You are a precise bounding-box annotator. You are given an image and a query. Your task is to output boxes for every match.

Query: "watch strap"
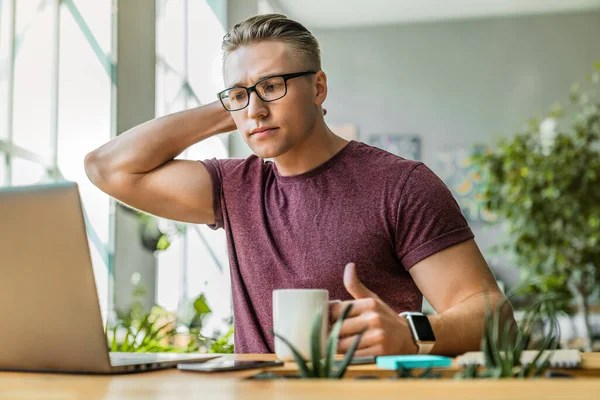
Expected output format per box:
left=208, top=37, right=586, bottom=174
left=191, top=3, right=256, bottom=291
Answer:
left=416, top=342, right=434, bottom=355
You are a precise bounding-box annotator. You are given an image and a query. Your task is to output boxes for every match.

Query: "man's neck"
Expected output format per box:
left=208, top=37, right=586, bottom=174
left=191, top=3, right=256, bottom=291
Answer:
left=274, top=125, right=349, bottom=177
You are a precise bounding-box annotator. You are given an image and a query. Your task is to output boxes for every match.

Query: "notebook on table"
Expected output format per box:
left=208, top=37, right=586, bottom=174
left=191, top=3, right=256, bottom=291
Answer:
left=456, top=349, right=582, bottom=369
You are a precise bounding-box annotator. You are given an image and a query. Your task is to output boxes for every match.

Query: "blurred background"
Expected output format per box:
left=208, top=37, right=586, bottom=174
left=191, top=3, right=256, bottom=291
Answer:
left=1, top=0, right=599, bottom=353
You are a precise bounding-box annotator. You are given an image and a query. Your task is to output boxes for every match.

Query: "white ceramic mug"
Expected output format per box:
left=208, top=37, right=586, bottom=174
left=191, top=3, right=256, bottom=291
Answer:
left=272, top=289, right=329, bottom=361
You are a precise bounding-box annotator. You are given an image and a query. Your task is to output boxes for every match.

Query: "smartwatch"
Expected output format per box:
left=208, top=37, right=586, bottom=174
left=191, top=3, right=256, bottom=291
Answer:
left=399, top=312, right=436, bottom=355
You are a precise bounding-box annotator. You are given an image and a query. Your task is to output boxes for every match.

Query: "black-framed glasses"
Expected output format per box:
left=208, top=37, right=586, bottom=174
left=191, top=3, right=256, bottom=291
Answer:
left=217, top=71, right=317, bottom=111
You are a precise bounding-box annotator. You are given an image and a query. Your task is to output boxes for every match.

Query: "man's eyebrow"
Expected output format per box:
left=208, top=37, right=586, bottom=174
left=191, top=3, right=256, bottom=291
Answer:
left=228, top=72, right=285, bottom=88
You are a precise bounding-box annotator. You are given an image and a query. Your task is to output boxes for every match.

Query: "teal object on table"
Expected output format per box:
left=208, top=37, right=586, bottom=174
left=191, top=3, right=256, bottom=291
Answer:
left=376, top=355, right=452, bottom=370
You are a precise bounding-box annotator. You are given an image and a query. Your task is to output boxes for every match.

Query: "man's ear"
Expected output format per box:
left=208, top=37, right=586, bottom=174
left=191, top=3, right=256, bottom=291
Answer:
left=314, top=71, right=328, bottom=107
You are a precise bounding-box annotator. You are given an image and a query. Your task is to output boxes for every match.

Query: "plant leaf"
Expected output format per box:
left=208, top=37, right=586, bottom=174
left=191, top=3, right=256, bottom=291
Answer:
left=132, top=314, right=151, bottom=347
left=121, top=328, right=131, bottom=352
left=310, top=306, right=324, bottom=377
left=522, top=301, right=560, bottom=377
left=141, top=317, right=159, bottom=346
left=193, top=294, right=212, bottom=315
left=483, top=293, right=502, bottom=369
left=333, top=326, right=367, bottom=379
left=482, top=308, right=494, bottom=368
left=490, top=298, right=503, bottom=368
left=145, top=321, right=175, bottom=345
left=272, top=330, right=311, bottom=378
left=324, top=303, right=353, bottom=377
left=110, top=325, right=119, bottom=352
left=534, top=349, right=554, bottom=377
left=395, top=366, right=412, bottom=379
left=156, top=234, right=171, bottom=251
left=502, top=319, right=514, bottom=376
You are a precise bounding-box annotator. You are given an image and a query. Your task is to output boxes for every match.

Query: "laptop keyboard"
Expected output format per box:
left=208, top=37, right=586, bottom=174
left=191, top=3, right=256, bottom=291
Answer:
left=109, top=352, right=217, bottom=367
left=110, top=353, right=159, bottom=362
left=109, top=353, right=164, bottom=366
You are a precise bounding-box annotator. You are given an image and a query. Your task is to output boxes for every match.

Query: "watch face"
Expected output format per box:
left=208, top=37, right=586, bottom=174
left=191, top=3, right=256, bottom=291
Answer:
left=412, top=315, right=436, bottom=342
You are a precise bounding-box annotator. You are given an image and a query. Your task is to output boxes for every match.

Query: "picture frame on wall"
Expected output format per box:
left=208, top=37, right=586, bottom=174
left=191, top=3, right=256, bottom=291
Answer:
left=367, top=134, right=421, bottom=161
left=434, top=145, right=497, bottom=224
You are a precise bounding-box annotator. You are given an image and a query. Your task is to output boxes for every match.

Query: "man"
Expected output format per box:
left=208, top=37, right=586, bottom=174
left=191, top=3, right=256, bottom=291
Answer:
left=85, top=14, right=514, bottom=356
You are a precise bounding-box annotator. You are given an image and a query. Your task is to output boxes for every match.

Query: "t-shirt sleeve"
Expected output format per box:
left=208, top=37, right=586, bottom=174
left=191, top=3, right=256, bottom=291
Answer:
left=199, top=158, right=224, bottom=230
left=395, top=164, right=474, bottom=270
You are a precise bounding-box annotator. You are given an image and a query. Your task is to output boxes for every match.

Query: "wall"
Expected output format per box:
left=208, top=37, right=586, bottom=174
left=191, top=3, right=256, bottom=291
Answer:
left=315, top=11, right=600, bottom=167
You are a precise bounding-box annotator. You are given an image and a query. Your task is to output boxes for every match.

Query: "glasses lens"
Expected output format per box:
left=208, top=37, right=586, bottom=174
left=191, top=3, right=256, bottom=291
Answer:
left=221, top=88, right=248, bottom=111
left=256, top=77, right=286, bottom=101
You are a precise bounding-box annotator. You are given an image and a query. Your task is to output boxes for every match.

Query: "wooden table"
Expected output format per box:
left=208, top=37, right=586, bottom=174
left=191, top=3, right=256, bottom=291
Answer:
left=1, top=353, right=599, bottom=400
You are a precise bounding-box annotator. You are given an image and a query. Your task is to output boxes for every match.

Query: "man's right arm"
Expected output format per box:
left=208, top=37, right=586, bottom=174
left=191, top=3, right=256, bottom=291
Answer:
left=84, top=100, right=236, bottom=224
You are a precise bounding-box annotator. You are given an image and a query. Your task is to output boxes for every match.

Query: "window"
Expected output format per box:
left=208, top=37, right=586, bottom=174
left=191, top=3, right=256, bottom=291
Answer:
left=11, top=157, right=49, bottom=185
left=12, top=0, right=54, bottom=161
left=0, top=0, right=113, bottom=322
left=0, top=0, right=14, bottom=142
left=1, top=0, right=231, bottom=333
left=155, top=0, right=231, bottom=336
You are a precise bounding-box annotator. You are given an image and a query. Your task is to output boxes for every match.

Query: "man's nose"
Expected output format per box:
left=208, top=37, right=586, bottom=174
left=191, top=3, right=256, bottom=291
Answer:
left=246, top=91, right=268, bottom=119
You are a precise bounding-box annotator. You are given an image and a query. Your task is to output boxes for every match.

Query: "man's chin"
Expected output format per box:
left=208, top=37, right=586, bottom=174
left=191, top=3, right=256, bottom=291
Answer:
left=249, top=143, right=288, bottom=159
left=253, top=150, right=283, bottom=159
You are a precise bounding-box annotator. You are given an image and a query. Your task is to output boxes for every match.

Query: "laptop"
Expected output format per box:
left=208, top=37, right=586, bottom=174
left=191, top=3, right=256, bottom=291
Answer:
left=0, top=182, right=218, bottom=374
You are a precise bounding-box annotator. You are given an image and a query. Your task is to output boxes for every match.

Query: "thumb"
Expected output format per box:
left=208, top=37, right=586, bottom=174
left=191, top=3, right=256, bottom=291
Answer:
left=343, top=263, right=380, bottom=300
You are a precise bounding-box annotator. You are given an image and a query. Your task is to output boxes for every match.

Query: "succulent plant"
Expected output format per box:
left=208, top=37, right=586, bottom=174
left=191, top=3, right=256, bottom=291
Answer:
left=455, top=293, right=560, bottom=379
left=272, top=303, right=366, bottom=379
left=394, top=366, right=442, bottom=379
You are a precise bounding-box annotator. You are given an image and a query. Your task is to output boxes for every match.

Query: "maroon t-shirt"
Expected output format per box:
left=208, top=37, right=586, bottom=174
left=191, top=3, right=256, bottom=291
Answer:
left=201, top=140, right=473, bottom=353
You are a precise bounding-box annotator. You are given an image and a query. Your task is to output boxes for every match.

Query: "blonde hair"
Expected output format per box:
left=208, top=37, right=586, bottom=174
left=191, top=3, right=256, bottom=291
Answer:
left=222, top=14, right=321, bottom=73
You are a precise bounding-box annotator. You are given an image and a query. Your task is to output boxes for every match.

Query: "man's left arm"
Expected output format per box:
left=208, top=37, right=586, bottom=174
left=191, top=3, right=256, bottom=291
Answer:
left=408, top=238, right=514, bottom=355
left=333, top=239, right=515, bottom=356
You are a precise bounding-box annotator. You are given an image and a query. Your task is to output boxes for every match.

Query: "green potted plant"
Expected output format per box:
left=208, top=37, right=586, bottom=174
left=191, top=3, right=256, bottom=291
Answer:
left=107, top=305, right=179, bottom=353
left=271, top=304, right=366, bottom=379
left=136, top=210, right=186, bottom=252
left=455, top=292, right=560, bottom=379
left=471, top=62, right=600, bottom=352
left=107, top=291, right=234, bottom=354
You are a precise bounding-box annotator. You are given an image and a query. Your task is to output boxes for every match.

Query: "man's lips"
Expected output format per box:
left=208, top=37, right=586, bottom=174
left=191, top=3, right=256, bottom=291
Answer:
left=251, top=126, right=277, bottom=134
left=250, top=127, right=278, bottom=137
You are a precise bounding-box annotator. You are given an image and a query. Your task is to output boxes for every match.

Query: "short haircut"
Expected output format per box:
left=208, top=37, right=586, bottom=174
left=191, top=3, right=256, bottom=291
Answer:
left=221, top=14, right=321, bottom=74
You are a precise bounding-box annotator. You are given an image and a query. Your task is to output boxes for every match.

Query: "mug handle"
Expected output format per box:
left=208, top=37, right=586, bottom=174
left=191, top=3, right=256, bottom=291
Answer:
left=327, top=300, right=343, bottom=330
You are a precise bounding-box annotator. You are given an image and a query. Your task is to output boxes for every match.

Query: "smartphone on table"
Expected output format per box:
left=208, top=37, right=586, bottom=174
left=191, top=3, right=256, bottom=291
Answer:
left=177, top=359, right=284, bottom=372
